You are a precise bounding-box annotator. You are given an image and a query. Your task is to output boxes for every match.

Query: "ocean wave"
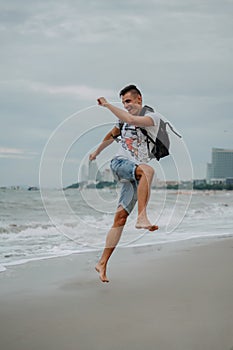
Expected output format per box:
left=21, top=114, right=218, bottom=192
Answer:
left=0, top=190, right=232, bottom=271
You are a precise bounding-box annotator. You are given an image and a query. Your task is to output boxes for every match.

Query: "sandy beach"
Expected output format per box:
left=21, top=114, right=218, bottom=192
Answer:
left=0, top=237, right=233, bottom=350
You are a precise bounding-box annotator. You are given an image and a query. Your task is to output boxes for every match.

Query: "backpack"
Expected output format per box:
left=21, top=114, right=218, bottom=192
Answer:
left=114, top=105, right=182, bottom=161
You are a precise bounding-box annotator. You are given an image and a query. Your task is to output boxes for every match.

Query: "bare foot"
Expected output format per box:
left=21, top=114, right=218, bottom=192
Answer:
left=95, top=262, right=109, bottom=283
left=136, top=219, right=159, bottom=232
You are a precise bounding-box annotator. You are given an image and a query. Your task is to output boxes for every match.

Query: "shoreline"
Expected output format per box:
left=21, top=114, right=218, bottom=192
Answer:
left=1, top=236, right=233, bottom=350
left=1, top=232, right=232, bottom=274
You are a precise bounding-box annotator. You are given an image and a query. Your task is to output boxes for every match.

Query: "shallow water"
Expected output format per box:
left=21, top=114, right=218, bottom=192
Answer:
left=0, top=188, right=232, bottom=271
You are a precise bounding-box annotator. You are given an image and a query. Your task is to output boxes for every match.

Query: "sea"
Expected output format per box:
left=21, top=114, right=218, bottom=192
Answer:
left=0, top=187, right=232, bottom=272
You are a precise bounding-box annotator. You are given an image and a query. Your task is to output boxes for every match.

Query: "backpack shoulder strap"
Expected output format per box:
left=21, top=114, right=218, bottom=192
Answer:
left=138, top=105, right=155, bottom=142
left=111, top=121, right=124, bottom=142
left=139, top=105, right=154, bottom=116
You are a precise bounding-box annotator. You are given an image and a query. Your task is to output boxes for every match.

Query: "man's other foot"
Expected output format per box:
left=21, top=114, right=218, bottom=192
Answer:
left=95, top=263, right=109, bottom=283
left=136, top=219, right=159, bottom=232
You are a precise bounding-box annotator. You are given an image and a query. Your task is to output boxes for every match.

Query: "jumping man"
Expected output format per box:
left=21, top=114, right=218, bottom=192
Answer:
left=89, top=84, right=159, bottom=282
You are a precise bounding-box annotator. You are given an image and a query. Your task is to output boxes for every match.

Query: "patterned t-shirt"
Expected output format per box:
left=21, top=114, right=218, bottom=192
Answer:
left=116, top=112, right=160, bottom=164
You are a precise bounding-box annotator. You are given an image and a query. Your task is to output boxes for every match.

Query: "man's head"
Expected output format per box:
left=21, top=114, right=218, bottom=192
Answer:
left=119, top=84, right=142, bottom=115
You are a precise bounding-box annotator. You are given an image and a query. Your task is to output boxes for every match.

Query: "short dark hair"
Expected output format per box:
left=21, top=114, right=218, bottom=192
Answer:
left=119, top=84, right=142, bottom=97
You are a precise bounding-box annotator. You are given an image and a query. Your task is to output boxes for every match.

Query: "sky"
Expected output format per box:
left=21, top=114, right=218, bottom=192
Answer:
left=0, top=0, right=232, bottom=187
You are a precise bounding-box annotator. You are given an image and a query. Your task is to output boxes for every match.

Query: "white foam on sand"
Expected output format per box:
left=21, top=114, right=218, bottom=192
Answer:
left=0, top=264, right=6, bottom=272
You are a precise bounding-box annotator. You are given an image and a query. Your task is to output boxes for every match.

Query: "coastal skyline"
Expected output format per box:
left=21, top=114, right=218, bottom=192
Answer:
left=0, top=0, right=232, bottom=187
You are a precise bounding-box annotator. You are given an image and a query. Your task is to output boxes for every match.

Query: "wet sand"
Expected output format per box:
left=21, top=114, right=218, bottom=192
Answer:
left=0, top=237, right=233, bottom=350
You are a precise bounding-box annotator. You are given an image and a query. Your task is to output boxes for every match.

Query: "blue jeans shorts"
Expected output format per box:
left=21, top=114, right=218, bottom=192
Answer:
left=110, top=156, right=138, bottom=214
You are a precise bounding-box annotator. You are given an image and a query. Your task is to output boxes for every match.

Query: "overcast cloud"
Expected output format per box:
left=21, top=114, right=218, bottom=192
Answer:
left=0, top=0, right=232, bottom=187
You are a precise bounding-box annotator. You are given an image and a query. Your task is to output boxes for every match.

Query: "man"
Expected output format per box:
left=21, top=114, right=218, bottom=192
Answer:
left=89, top=84, right=159, bottom=282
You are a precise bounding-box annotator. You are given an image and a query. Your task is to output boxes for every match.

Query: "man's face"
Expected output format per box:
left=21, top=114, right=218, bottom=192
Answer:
left=121, top=92, right=142, bottom=115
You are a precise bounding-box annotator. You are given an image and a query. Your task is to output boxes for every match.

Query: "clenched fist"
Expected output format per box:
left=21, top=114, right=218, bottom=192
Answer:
left=97, top=97, right=108, bottom=106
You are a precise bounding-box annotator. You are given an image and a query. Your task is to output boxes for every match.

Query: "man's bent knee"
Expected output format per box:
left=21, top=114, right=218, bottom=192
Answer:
left=135, top=164, right=154, bottom=180
left=113, top=208, right=128, bottom=227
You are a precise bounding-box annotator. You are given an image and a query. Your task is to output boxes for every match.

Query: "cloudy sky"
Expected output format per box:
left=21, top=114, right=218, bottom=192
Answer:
left=0, top=0, right=232, bottom=187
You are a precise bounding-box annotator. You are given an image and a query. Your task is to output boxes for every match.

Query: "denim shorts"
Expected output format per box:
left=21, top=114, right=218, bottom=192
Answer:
left=110, top=156, right=138, bottom=214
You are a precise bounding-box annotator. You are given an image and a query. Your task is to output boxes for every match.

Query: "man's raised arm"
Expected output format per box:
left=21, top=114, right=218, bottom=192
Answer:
left=97, top=97, right=154, bottom=128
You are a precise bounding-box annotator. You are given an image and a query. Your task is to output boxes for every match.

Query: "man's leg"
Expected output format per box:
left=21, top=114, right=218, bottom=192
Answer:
left=95, top=206, right=128, bottom=282
left=135, top=164, right=158, bottom=231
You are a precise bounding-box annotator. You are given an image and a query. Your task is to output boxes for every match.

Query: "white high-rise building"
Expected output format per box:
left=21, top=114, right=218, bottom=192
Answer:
left=102, top=168, right=114, bottom=182
left=80, top=164, right=88, bottom=182
left=88, top=161, right=98, bottom=182
left=206, top=148, right=233, bottom=182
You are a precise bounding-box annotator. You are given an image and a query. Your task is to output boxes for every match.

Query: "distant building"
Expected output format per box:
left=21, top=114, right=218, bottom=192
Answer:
left=226, top=178, right=233, bottom=186
left=101, top=168, right=114, bottom=182
left=206, top=148, right=233, bottom=183
left=206, top=163, right=213, bottom=182
left=88, top=161, right=98, bottom=182
left=193, top=179, right=206, bottom=186
left=80, top=164, right=88, bottom=182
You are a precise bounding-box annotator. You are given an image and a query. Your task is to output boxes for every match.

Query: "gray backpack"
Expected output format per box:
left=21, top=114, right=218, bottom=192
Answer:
left=114, top=105, right=182, bottom=161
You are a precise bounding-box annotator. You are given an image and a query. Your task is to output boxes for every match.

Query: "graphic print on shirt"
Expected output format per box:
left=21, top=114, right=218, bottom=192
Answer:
left=120, top=123, right=148, bottom=162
